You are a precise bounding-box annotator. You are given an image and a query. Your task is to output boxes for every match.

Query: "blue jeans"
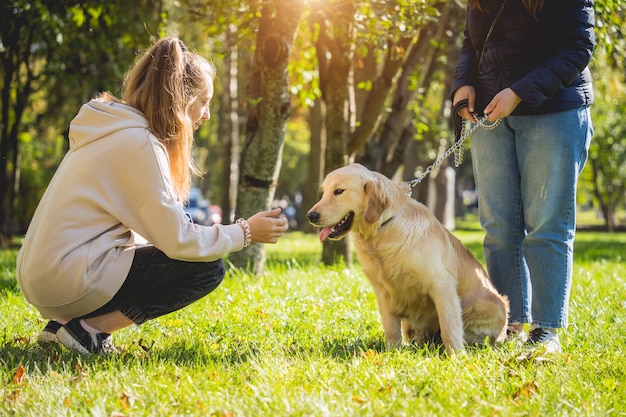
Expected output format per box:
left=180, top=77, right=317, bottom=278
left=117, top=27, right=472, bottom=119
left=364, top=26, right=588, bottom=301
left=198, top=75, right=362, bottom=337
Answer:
left=82, top=245, right=225, bottom=324
left=471, top=107, right=593, bottom=329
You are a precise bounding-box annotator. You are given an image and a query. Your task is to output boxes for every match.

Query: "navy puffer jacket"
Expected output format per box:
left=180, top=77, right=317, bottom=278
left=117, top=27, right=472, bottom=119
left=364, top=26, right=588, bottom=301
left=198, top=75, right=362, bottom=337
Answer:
left=451, top=0, right=595, bottom=115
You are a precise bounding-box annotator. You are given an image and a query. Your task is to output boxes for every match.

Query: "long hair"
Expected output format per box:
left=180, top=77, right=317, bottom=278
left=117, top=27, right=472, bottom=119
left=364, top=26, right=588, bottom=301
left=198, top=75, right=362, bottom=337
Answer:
left=105, top=36, right=216, bottom=201
left=468, top=0, right=544, bottom=16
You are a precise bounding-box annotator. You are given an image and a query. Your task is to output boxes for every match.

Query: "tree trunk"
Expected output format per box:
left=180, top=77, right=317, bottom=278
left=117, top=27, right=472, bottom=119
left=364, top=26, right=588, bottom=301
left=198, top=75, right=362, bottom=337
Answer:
left=361, top=1, right=458, bottom=225
left=313, top=0, right=357, bottom=266
left=0, top=68, right=13, bottom=247
left=229, top=0, right=304, bottom=273
left=371, top=2, right=451, bottom=174
left=590, top=158, right=615, bottom=232
left=0, top=31, right=19, bottom=247
left=219, top=30, right=240, bottom=225
left=349, top=35, right=417, bottom=157
left=302, top=98, right=326, bottom=232
left=1, top=24, right=35, bottom=246
left=426, top=140, right=456, bottom=230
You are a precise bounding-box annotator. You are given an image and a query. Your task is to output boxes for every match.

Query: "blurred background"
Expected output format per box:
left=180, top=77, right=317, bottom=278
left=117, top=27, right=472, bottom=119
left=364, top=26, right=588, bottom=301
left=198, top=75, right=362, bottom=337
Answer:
left=1, top=0, right=624, bottom=263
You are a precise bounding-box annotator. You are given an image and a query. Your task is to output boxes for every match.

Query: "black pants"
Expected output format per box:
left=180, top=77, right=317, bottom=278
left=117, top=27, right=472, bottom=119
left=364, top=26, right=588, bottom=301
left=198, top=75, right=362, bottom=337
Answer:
left=82, top=245, right=225, bottom=324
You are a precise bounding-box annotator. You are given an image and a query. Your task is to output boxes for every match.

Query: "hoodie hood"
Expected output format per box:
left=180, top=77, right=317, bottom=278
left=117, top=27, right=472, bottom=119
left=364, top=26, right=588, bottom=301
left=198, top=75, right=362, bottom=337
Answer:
left=69, top=99, right=149, bottom=151
left=17, top=96, right=245, bottom=319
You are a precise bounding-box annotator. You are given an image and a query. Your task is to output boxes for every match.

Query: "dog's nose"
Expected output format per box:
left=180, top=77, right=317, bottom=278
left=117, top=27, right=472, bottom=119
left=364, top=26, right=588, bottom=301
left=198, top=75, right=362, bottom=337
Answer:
left=307, top=211, right=319, bottom=224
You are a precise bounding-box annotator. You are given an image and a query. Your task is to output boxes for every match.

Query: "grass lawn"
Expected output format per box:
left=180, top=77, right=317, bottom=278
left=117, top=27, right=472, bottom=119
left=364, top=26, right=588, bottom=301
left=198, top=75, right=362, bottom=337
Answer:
left=1, top=226, right=625, bottom=416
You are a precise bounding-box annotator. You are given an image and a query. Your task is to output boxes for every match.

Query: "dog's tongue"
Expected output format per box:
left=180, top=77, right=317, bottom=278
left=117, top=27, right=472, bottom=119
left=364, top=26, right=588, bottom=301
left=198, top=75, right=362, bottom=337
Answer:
left=319, top=227, right=333, bottom=242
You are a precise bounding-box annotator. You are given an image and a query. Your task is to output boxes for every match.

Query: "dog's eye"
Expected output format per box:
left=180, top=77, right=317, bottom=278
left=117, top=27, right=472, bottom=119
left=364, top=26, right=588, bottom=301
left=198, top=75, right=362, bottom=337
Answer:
left=334, top=189, right=344, bottom=196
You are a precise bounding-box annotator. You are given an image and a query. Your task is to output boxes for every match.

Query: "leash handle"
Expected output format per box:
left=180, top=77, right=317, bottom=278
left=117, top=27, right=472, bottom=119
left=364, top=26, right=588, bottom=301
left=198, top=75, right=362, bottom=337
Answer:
left=452, top=99, right=470, bottom=144
left=452, top=99, right=471, bottom=167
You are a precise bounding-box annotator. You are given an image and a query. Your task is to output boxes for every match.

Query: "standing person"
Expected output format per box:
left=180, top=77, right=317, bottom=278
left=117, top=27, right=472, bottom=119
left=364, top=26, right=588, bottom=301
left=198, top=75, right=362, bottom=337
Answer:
left=451, top=0, right=595, bottom=353
left=16, top=36, right=289, bottom=355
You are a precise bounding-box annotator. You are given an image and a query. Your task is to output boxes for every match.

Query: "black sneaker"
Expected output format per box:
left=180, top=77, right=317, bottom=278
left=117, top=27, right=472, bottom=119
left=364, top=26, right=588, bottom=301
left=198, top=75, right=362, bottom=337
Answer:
left=527, top=327, right=562, bottom=353
left=56, top=319, right=117, bottom=355
left=37, top=320, right=63, bottom=344
left=505, top=326, right=527, bottom=343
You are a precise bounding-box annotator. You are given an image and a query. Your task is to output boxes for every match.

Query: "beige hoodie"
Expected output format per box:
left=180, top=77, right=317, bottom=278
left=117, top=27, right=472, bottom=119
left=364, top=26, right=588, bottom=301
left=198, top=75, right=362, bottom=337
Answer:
left=17, top=99, right=244, bottom=319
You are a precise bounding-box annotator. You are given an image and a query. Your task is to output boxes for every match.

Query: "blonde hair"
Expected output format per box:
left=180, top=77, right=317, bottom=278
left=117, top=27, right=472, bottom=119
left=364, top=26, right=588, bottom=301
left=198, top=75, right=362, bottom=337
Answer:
left=117, top=36, right=216, bottom=201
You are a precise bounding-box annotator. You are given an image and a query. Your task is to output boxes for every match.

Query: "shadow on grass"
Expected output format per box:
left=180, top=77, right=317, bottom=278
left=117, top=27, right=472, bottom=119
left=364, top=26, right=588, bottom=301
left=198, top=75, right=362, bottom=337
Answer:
left=0, top=339, right=126, bottom=375
left=455, top=227, right=626, bottom=264
left=574, top=231, right=626, bottom=263
left=148, top=338, right=266, bottom=365
left=321, top=336, right=385, bottom=359
left=0, top=337, right=259, bottom=372
left=319, top=335, right=450, bottom=361
left=0, top=277, right=18, bottom=294
left=450, top=235, right=626, bottom=265
left=1, top=331, right=501, bottom=375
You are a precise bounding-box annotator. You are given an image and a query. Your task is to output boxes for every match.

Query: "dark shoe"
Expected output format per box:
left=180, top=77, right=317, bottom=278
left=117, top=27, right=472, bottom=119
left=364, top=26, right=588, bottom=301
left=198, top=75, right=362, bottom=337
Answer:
left=37, top=320, right=63, bottom=343
left=506, top=326, right=527, bottom=343
left=425, top=329, right=443, bottom=345
left=527, top=327, right=562, bottom=353
left=56, top=319, right=117, bottom=355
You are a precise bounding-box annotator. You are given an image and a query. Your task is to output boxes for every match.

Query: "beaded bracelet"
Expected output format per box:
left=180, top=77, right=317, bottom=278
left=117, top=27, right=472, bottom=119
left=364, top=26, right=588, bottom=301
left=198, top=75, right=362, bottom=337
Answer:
left=236, top=218, right=252, bottom=247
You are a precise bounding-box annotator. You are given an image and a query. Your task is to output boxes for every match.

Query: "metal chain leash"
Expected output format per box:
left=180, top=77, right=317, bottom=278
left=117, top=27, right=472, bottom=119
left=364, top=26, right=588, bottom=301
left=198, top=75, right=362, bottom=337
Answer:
left=405, top=0, right=508, bottom=197
left=407, top=116, right=501, bottom=196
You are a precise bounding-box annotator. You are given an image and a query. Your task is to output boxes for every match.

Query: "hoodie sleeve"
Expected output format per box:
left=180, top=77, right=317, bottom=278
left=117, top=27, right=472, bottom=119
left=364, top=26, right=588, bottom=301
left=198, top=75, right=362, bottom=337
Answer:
left=103, top=128, right=244, bottom=262
left=129, top=193, right=244, bottom=262
left=509, top=0, right=595, bottom=110
left=450, top=12, right=479, bottom=100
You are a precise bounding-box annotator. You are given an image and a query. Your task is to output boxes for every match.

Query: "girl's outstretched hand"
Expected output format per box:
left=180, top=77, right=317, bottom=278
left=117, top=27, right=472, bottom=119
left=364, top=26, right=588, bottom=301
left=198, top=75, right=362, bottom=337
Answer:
left=247, top=208, right=289, bottom=244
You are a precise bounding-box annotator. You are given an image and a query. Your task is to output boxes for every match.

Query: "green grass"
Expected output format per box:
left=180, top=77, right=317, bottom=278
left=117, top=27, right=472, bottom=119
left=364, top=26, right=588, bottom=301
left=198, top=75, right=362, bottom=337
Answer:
left=1, top=229, right=625, bottom=416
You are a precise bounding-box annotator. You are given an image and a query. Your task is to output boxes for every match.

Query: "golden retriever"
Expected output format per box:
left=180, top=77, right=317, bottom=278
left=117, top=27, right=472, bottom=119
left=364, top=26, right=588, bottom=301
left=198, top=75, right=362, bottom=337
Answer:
left=307, top=163, right=509, bottom=354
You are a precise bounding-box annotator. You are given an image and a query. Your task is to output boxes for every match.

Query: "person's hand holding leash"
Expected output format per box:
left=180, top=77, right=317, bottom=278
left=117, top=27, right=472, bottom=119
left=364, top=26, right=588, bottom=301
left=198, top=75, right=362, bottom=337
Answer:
left=453, top=85, right=477, bottom=122
left=483, top=88, right=522, bottom=122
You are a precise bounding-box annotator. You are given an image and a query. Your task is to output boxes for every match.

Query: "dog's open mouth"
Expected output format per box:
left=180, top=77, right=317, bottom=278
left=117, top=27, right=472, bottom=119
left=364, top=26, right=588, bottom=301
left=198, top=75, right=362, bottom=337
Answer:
left=318, top=212, right=354, bottom=242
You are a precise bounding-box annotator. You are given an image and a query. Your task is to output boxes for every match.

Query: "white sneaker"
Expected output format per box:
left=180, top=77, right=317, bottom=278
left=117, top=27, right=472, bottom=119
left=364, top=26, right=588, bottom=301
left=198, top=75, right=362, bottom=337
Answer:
left=56, top=319, right=117, bottom=355
left=37, top=320, right=63, bottom=344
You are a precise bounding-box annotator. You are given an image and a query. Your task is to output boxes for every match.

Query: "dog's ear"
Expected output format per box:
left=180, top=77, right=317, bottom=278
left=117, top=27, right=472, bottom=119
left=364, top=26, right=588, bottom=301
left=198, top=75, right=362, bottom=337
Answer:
left=363, top=179, right=388, bottom=224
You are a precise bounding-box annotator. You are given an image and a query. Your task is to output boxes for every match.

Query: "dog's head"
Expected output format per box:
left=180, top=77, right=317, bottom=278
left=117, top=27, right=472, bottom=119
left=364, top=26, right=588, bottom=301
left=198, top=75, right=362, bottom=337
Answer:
left=306, top=163, right=409, bottom=242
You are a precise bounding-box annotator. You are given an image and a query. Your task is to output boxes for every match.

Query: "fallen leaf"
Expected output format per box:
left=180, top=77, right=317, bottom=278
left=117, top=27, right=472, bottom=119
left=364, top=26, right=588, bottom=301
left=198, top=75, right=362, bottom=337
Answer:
left=120, top=391, right=135, bottom=410
left=364, top=349, right=377, bottom=359
left=513, top=381, right=539, bottom=400
left=352, top=395, right=367, bottom=404
left=72, top=363, right=87, bottom=382
left=12, top=364, right=25, bottom=386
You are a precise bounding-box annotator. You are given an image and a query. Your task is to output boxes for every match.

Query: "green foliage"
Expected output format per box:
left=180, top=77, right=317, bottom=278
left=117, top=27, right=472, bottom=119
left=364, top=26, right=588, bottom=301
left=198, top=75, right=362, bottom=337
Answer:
left=3, top=0, right=625, bottom=243
left=1, top=0, right=168, bottom=237
left=276, top=119, right=312, bottom=201
left=575, top=1, right=626, bottom=226
left=356, top=0, right=440, bottom=45
left=581, top=32, right=626, bottom=229
left=1, top=231, right=625, bottom=415
left=594, top=0, right=626, bottom=78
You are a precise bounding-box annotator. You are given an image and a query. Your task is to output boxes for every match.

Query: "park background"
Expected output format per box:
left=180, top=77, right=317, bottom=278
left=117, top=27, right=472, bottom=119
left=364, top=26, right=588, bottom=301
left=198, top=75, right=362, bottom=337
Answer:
left=1, top=0, right=625, bottom=270
left=1, top=1, right=625, bottom=416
